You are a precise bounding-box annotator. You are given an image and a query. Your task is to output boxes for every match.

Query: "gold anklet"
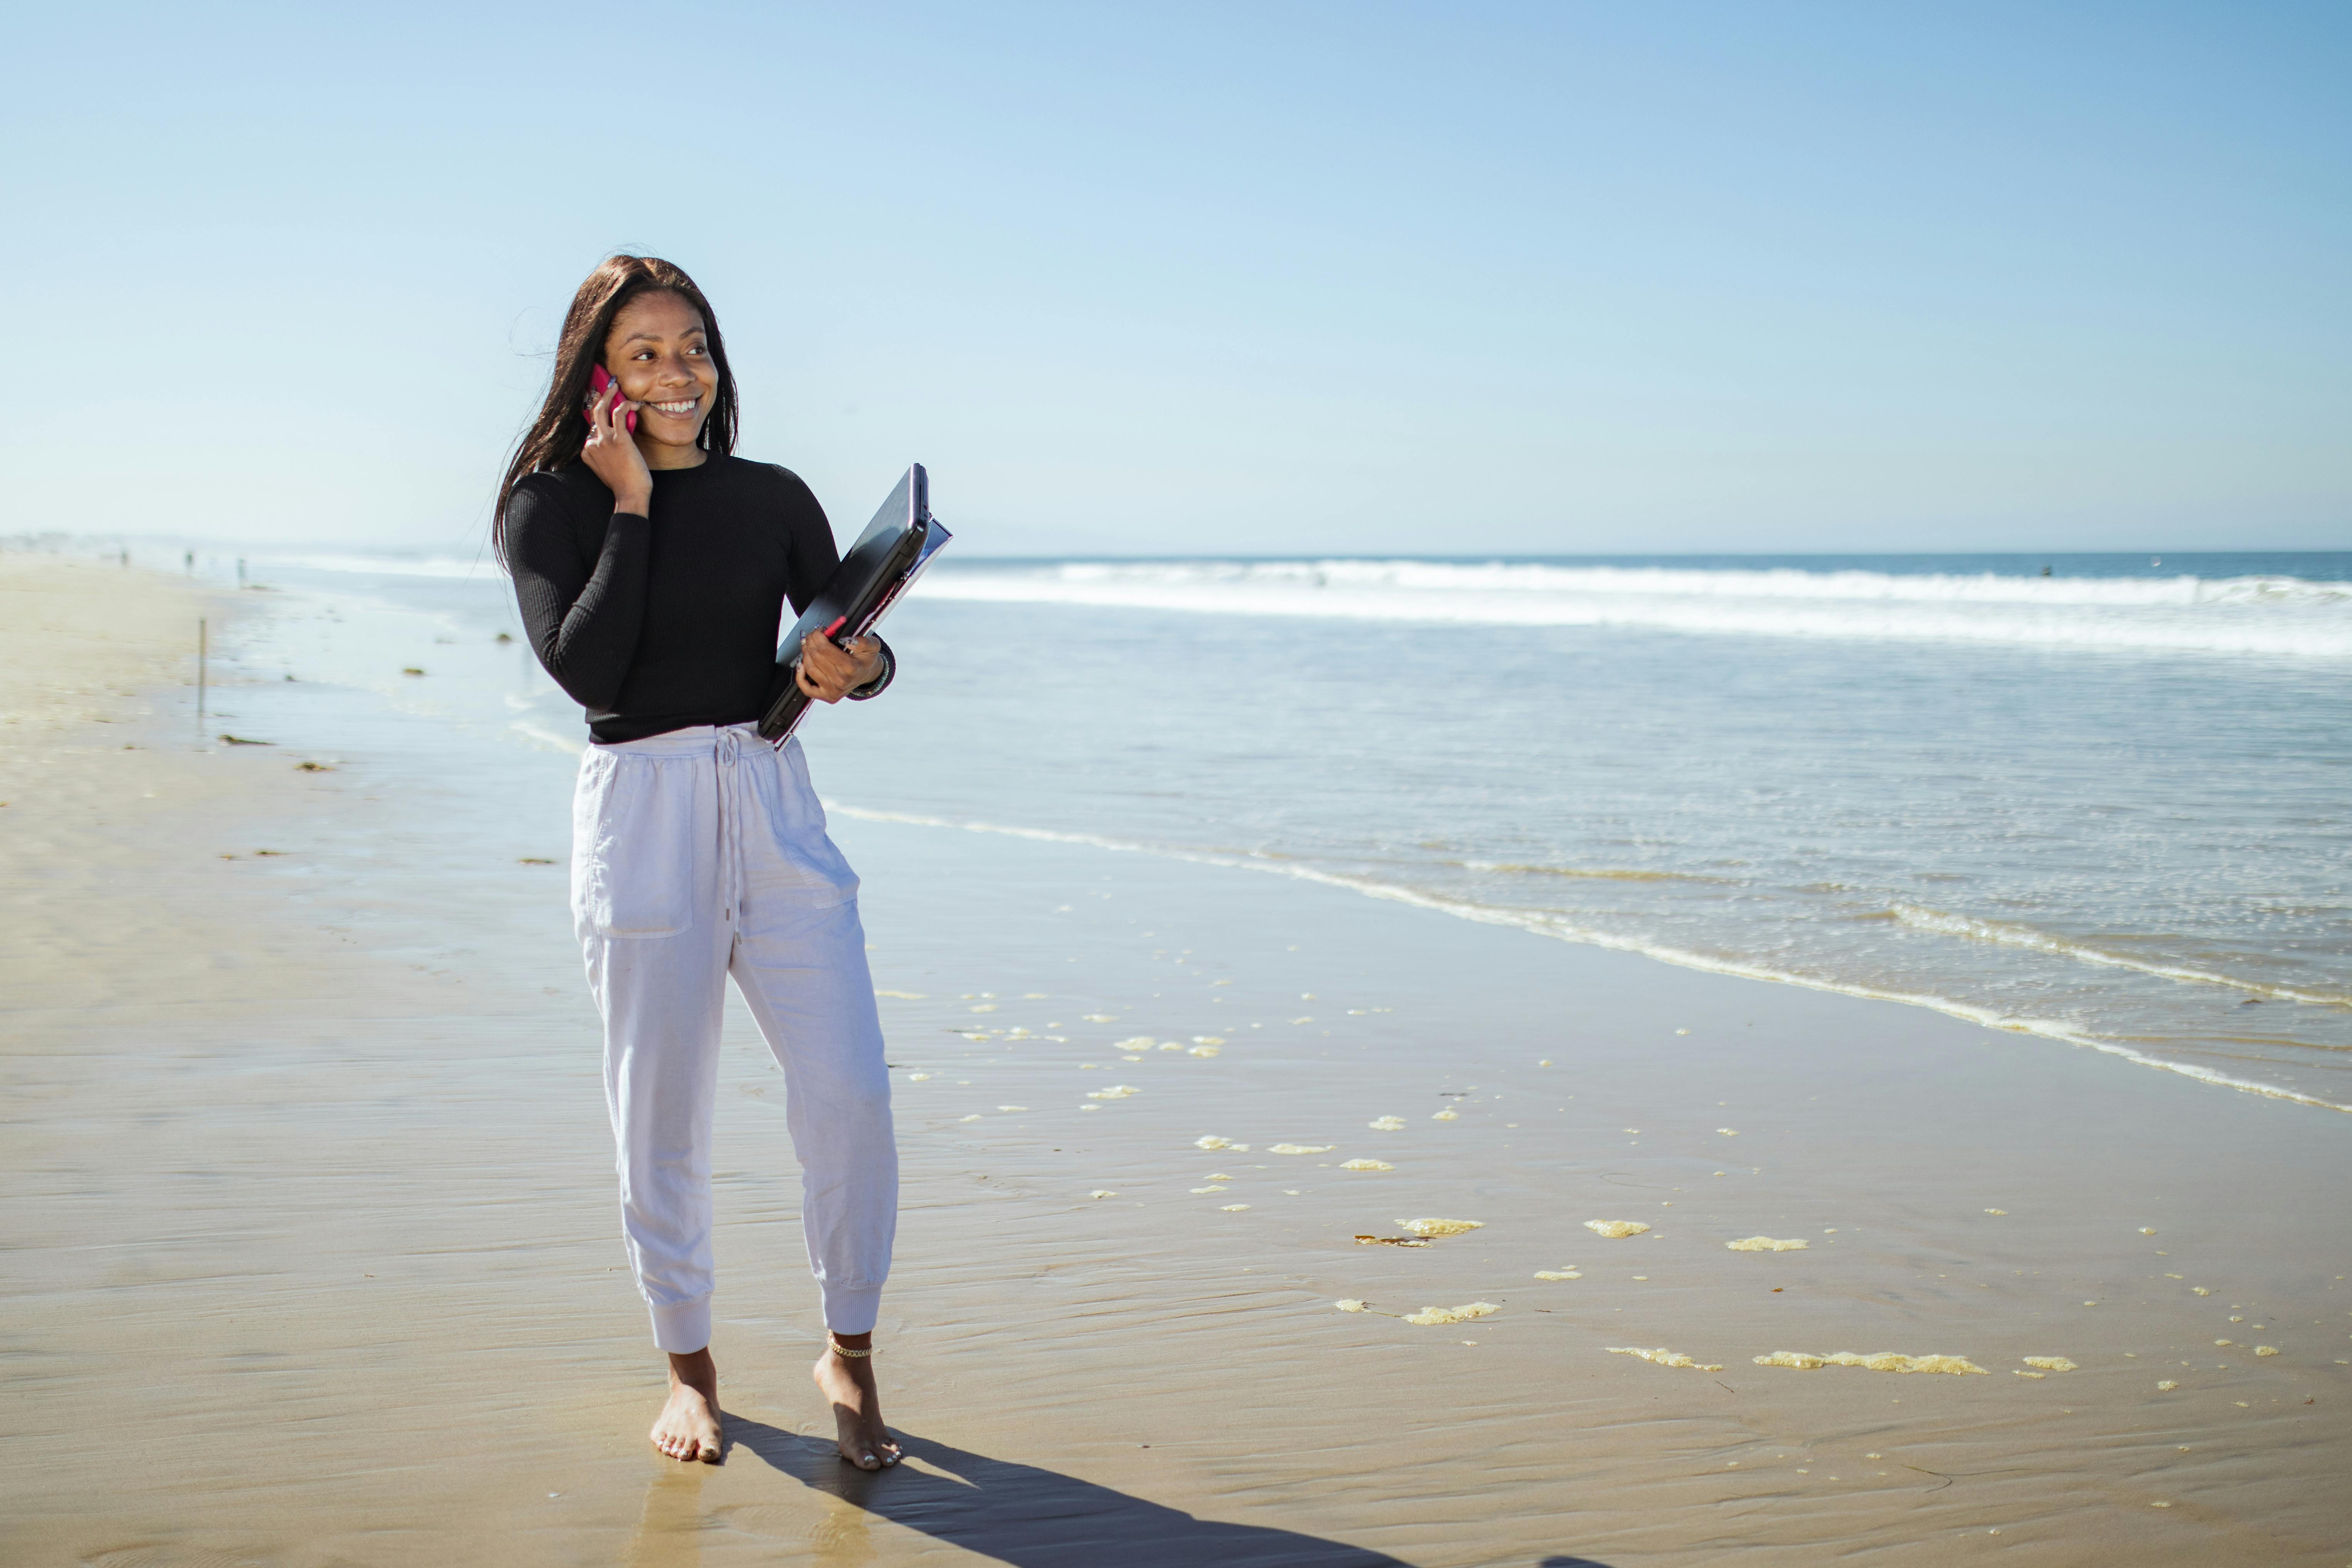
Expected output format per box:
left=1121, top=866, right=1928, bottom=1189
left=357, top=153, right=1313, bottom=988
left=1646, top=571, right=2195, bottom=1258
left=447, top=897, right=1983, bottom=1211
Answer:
left=830, top=1339, right=876, bottom=1359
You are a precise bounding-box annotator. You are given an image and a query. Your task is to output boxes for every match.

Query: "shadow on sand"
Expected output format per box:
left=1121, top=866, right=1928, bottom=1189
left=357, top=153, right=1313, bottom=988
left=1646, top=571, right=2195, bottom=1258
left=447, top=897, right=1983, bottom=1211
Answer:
left=717, top=1418, right=1619, bottom=1567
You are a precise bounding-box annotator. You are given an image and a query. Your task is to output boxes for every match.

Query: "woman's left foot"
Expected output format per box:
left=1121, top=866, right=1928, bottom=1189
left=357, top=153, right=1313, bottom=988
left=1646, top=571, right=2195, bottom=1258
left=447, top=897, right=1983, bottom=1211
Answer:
left=812, top=1338, right=900, bottom=1470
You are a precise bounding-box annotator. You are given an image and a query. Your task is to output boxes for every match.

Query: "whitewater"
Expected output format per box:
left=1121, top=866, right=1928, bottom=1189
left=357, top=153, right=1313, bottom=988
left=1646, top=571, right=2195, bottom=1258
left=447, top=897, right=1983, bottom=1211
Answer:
left=921, top=557, right=2352, bottom=658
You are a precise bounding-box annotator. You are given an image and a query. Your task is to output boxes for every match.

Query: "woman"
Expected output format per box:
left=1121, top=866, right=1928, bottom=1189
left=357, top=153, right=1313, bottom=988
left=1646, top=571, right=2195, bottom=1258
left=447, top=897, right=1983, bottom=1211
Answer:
left=495, top=254, right=901, bottom=1470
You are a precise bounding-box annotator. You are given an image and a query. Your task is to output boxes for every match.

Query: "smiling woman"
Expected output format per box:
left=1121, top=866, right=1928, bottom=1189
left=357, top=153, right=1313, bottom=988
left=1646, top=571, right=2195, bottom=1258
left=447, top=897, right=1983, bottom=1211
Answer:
left=496, top=255, right=739, bottom=525
left=491, top=254, right=903, bottom=1475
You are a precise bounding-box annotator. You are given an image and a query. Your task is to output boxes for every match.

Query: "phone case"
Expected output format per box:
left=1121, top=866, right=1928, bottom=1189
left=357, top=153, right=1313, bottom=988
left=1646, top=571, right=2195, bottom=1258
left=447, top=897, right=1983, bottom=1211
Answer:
left=585, top=364, right=638, bottom=434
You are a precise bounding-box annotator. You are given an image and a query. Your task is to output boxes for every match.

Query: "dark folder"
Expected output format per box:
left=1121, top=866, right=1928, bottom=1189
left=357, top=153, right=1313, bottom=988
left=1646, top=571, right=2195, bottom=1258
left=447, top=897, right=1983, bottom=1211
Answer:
left=757, top=463, right=951, bottom=743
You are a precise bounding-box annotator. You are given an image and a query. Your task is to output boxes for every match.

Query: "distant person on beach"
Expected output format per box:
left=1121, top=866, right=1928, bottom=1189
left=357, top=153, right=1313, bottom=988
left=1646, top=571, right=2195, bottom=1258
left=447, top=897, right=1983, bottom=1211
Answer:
left=493, top=255, right=901, bottom=1470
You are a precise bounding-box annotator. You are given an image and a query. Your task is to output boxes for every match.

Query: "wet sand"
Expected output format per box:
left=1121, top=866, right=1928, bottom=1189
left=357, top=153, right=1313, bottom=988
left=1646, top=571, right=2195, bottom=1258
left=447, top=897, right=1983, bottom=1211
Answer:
left=4, top=552, right=2349, bottom=1565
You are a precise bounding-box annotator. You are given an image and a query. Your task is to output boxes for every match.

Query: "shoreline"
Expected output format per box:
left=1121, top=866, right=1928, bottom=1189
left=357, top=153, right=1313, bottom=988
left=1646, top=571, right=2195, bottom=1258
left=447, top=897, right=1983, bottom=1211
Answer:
left=824, top=800, right=2352, bottom=1116
left=4, top=554, right=2349, bottom=1565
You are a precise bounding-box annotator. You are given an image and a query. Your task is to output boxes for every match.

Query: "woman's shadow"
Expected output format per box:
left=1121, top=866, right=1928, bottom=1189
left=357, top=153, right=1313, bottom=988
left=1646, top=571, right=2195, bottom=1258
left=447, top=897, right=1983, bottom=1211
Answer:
left=722, top=1418, right=1617, bottom=1567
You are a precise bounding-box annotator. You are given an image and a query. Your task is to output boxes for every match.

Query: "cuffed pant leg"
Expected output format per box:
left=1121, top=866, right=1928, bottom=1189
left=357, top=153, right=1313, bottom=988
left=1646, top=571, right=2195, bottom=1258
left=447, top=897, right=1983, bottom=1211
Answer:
left=730, top=894, right=898, bottom=1335
left=649, top=1295, right=714, bottom=1356
left=576, top=743, right=730, bottom=1355
left=588, top=925, right=730, bottom=1352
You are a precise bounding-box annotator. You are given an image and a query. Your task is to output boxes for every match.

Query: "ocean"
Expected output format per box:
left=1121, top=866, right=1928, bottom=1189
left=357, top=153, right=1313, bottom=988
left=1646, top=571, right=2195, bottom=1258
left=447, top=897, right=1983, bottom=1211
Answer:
left=214, top=547, right=2352, bottom=1112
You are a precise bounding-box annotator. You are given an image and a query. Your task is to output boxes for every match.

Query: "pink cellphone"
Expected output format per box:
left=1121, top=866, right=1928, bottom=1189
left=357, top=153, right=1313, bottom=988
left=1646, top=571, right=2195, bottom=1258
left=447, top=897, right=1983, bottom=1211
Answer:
left=585, top=364, right=638, bottom=434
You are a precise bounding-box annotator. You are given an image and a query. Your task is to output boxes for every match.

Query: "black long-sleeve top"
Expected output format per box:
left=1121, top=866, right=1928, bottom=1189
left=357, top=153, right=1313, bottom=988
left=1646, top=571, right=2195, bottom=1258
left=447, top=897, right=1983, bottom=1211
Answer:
left=505, top=456, right=893, bottom=744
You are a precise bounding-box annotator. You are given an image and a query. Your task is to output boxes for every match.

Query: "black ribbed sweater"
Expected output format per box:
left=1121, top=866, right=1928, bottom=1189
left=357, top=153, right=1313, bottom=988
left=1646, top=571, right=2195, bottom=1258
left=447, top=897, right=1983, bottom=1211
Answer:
left=504, top=455, right=891, bottom=744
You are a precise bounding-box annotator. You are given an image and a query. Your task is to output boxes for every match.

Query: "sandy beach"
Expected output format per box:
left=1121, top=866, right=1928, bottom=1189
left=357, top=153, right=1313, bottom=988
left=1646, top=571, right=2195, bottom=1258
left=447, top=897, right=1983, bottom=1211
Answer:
left=4, top=550, right=2350, bottom=1566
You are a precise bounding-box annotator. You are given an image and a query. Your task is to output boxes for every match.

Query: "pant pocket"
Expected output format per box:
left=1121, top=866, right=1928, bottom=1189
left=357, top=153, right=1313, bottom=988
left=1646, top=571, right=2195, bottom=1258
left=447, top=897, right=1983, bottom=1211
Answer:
left=572, top=752, right=699, bottom=937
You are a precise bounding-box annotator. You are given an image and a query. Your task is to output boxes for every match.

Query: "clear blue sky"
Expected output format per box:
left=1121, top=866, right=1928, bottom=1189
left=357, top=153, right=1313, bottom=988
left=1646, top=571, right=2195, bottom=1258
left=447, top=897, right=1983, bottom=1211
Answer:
left=7, top=2, right=2345, bottom=556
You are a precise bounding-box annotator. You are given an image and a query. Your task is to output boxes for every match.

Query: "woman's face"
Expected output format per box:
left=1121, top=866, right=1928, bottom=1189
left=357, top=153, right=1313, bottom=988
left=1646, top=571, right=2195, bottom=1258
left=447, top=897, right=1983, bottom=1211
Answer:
left=602, top=290, right=719, bottom=454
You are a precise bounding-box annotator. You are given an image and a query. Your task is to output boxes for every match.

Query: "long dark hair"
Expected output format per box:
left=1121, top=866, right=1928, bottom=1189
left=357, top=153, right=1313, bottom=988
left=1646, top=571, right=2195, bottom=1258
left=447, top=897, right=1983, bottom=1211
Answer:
left=493, top=254, right=739, bottom=566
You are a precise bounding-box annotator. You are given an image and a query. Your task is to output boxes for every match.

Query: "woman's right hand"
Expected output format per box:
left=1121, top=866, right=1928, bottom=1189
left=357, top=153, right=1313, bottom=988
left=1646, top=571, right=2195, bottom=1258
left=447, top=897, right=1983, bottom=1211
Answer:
left=581, top=379, right=653, bottom=514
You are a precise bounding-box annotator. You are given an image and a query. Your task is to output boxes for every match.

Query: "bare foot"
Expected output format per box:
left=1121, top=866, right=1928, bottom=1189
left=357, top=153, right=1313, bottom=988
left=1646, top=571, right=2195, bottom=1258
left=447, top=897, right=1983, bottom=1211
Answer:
left=812, top=1333, right=900, bottom=1470
left=652, top=1347, right=724, bottom=1463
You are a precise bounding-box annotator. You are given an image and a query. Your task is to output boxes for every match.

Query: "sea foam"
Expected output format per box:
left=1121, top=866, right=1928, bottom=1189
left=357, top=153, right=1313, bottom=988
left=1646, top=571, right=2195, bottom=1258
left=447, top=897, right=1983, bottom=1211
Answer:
left=917, top=561, right=2352, bottom=659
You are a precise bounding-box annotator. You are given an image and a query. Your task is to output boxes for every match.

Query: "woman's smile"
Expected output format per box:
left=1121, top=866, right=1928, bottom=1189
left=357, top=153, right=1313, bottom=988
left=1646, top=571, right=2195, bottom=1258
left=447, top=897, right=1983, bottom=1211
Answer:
left=645, top=396, right=700, bottom=417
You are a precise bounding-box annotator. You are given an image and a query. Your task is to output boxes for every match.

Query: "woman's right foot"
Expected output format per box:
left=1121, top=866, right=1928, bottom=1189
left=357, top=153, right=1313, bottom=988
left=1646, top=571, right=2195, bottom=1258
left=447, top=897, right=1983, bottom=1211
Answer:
left=812, top=1337, right=900, bottom=1470
left=652, top=1348, right=725, bottom=1463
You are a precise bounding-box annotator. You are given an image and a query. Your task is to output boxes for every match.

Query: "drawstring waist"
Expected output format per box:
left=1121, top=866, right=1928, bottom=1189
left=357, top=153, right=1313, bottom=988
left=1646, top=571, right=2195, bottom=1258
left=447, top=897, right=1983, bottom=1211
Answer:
left=590, top=723, right=772, bottom=929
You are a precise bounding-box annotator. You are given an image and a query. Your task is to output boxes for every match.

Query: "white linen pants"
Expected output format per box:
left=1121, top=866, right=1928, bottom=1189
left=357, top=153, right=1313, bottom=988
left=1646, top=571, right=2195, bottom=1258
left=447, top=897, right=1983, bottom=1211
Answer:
left=572, top=723, right=896, bottom=1354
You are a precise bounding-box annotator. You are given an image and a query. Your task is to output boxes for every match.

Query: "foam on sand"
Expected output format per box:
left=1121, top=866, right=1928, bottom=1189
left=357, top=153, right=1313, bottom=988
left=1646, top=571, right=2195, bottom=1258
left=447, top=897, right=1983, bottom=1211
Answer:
left=1609, top=1347, right=1723, bottom=1371
left=1189, top=1044, right=1221, bottom=1057
left=1585, top=1220, right=1651, bottom=1238
left=1086, top=1084, right=1139, bottom=1100
left=1754, top=1351, right=1989, bottom=1375
left=1268, top=1143, right=1335, bottom=1154
left=1403, top=1302, right=1499, bottom=1326
left=1431, top=1109, right=1459, bottom=1121
left=1195, top=1135, right=1249, bottom=1151
left=1725, top=1236, right=1808, bottom=1251
left=1397, top=1217, right=1483, bottom=1238
left=2022, top=1357, right=2077, bottom=1372
left=1367, top=1116, right=1406, bottom=1131
left=1338, top=1158, right=1393, bottom=1171
left=1533, top=1270, right=1582, bottom=1280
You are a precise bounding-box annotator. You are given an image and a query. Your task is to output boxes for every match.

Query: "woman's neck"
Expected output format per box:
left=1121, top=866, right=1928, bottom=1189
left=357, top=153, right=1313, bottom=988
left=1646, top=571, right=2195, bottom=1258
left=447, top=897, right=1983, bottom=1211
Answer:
left=636, top=437, right=710, bottom=472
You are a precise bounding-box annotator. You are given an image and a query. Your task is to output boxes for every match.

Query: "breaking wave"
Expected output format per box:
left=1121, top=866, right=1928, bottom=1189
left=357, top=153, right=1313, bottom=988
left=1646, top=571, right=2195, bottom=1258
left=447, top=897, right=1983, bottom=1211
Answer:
left=918, top=560, right=2352, bottom=658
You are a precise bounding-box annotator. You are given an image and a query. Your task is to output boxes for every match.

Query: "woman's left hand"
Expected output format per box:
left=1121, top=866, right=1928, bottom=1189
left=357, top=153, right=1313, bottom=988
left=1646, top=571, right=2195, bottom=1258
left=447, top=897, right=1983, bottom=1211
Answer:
left=797, top=632, right=882, bottom=704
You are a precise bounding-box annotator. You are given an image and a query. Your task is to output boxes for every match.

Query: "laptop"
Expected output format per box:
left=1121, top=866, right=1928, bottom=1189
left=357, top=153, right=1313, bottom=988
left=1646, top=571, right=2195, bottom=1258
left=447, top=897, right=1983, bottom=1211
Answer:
left=757, top=463, right=952, bottom=742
